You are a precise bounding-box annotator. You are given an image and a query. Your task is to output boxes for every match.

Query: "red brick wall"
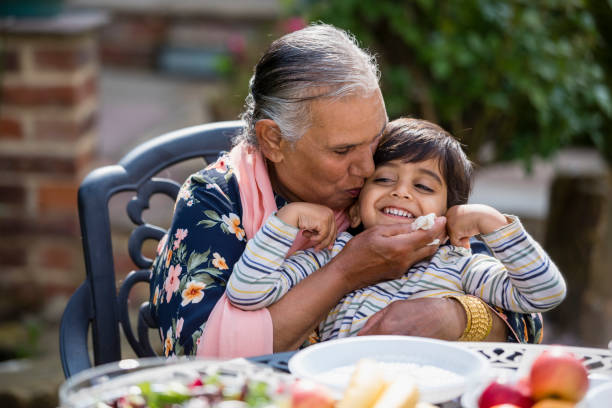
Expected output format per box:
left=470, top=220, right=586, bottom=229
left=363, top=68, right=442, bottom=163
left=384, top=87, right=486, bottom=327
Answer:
left=0, top=30, right=99, bottom=320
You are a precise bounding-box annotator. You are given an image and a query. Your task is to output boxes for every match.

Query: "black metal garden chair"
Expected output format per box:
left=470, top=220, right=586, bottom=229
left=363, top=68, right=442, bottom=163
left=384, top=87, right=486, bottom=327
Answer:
left=59, top=121, right=240, bottom=378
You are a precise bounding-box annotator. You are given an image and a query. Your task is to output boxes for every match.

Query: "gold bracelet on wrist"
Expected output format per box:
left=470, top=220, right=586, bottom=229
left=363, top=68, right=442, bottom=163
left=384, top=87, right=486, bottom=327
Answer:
left=447, top=295, right=493, bottom=341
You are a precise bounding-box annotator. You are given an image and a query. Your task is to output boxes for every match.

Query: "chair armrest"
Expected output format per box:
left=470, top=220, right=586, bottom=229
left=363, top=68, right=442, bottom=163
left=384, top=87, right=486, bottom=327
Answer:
left=59, top=282, right=94, bottom=378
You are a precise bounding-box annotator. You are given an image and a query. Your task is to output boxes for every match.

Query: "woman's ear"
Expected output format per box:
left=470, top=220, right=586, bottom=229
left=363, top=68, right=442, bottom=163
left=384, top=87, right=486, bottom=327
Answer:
left=348, top=203, right=362, bottom=228
left=255, top=119, right=284, bottom=163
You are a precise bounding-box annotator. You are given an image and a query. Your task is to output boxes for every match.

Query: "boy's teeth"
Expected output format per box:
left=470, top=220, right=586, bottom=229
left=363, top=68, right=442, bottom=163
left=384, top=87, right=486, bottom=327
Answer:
left=384, top=207, right=413, bottom=218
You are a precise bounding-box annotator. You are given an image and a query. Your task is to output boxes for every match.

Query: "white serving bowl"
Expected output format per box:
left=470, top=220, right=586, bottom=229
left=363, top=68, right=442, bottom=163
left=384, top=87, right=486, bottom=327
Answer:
left=288, top=335, right=489, bottom=404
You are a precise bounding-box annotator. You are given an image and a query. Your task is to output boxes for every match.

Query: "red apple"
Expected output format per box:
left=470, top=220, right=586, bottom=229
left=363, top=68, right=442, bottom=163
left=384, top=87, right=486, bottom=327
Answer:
left=478, top=380, right=534, bottom=408
left=531, top=399, right=576, bottom=408
left=528, top=347, right=589, bottom=402
left=291, top=379, right=336, bottom=408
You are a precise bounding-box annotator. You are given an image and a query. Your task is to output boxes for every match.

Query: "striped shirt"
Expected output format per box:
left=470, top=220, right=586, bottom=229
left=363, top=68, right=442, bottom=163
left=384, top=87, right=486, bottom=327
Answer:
left=226, top=214, right=565, bottom=341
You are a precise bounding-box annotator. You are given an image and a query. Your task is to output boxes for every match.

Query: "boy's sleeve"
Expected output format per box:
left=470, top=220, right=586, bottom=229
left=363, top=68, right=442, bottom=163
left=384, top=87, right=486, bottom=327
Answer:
left=226, top=214, right=298, bottom=309
left=226, top=214, right=337, bottom=310
left=461, top=215, right=566, bottom=313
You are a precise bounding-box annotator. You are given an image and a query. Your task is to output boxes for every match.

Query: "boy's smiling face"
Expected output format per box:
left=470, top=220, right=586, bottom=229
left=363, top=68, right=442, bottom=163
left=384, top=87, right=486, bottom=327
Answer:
left=350, top=158, right=448, bottom=229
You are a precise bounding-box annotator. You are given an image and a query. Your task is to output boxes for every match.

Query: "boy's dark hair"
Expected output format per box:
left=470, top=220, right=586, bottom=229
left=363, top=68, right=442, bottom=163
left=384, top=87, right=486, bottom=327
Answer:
left=373, top=118, right=473, bottom=208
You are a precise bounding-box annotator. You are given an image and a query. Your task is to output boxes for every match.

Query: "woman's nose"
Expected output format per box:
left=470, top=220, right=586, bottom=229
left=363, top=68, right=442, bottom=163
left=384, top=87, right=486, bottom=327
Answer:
left=350, top=149, right=375, bottom=178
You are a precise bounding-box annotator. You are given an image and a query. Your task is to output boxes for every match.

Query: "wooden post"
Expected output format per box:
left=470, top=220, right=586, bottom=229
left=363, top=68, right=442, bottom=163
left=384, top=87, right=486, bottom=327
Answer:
left=544, top=170, right=610, bottom=346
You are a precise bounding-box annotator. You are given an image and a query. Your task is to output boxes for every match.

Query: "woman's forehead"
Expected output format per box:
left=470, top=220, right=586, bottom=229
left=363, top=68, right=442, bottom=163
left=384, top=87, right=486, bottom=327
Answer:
left=307, top=94, right=387, bottom=146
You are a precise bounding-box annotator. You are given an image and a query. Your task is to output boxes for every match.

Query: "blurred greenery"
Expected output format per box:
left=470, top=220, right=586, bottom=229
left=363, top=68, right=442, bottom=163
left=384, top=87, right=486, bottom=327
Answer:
left=285, top=0, right=612, bottom=167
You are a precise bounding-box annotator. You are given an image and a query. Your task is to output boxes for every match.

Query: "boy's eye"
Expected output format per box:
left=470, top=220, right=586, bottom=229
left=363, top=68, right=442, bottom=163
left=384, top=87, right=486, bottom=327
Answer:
left=415, top=183, right=434, bottom=193
left=374, top=177, right=394, bottom=184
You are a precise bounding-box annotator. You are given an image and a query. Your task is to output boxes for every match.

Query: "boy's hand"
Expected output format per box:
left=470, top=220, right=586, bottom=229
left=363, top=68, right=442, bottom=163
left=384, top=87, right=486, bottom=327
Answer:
left=276, top=202, right=337, bottom=251
left=446, top=204, right=509, bottom=248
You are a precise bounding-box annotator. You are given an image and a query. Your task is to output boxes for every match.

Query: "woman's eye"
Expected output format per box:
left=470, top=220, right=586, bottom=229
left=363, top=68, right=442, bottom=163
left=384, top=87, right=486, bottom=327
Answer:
left=416, top=183, right=434, bottom=193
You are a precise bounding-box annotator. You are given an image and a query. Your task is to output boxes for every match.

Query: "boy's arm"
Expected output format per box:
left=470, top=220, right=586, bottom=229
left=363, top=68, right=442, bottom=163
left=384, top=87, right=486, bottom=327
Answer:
left=226, top=210, right=341, bottom=310
left=460, top=215, right=566, bottom=313
left=226, top=214, right=298, bottom=310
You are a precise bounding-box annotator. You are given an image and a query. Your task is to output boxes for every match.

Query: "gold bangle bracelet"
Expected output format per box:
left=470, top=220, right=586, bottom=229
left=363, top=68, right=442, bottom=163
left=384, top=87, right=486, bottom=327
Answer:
left=447, top=295, right=493, bottom=341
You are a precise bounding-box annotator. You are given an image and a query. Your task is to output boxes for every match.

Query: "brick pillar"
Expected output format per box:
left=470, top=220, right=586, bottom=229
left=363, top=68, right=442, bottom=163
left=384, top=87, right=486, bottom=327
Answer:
left=0, top=13, right=106, bottom=321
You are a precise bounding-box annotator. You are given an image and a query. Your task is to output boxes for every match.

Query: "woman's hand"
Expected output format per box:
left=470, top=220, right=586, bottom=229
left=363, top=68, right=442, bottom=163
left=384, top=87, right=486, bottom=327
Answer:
left=330, top=216, right=448, bottom=292
left=269, top=216, right=448, bottom=351
left=277, top=202, right=337, bottom=251
left=357, top=297, right=508, bottom=341
left=446, top=204, right=509, bottom=248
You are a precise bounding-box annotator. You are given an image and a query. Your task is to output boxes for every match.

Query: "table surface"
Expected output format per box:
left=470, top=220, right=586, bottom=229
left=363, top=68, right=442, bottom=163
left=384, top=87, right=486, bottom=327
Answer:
left=61, top=342, right=612, bottom=408
left=250, top=342, right=612, bottom=408
left=463, top=342, right=612, bottom=373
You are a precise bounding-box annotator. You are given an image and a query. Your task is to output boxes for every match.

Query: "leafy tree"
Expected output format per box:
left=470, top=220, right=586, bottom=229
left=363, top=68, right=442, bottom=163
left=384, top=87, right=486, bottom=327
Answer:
left=298, top=0, right=611, bottom=166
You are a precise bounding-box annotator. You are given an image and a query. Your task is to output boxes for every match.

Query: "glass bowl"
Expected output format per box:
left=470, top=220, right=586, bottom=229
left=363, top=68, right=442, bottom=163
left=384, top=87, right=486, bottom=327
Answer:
left=59, top=357, right=294, bottom=408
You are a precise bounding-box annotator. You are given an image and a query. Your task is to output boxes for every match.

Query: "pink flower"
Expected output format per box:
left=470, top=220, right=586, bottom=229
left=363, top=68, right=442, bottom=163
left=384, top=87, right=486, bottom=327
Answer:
left=173, top=228, right=188, bottom=249
left=176, top=317, right=184, bottom=339
left=175, top=228, right=188, bottom=242
left=164, top=264, right=182, bottom=303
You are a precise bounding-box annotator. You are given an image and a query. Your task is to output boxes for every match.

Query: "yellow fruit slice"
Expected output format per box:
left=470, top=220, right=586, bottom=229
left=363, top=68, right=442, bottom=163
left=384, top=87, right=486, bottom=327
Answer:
left=337, top=359, right=388, bottom=408
left=372, top=374, right=419, bottom=408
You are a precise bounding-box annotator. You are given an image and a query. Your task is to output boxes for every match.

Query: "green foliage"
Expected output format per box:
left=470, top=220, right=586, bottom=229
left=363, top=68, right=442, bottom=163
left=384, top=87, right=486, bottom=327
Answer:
left=301, top=0, right=612, bottom=165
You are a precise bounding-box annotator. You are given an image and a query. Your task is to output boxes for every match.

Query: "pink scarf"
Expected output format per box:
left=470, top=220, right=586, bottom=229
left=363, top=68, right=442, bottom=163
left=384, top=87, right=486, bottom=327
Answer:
left=198, top=142, right=349, bottom=358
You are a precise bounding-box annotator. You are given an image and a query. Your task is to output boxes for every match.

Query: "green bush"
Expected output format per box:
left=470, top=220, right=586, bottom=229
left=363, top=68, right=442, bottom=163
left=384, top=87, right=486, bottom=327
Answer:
left=300, top=0, right=612, bottom=166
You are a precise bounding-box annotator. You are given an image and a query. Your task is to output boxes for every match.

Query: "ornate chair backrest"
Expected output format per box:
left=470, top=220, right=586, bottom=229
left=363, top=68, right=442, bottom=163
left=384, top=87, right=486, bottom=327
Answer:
left=59, top=121, right=240, bottom=378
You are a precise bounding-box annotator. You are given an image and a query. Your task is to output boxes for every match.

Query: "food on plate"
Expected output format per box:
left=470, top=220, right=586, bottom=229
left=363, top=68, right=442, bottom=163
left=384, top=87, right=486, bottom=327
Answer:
left=291, top=379, right=335, bottom=408
left=90, top=359, right=425, bottom=408
left=92, top=363, right=295, bottom=408
left=372, top=374, right=419, bottom=408
left=338, top=359, right=420, bottom=408
left=337, top=359, right=387, bottom=408
left=477, top=346, right=589, bottom=408
left=528, top=348, right=588, bottom=402
left=477, top=379, right=533, bottom=408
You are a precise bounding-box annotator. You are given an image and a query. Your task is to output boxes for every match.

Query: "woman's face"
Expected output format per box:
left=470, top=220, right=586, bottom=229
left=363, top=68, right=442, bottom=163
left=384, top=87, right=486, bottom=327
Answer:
left=270, top=91, right=388, bottom=210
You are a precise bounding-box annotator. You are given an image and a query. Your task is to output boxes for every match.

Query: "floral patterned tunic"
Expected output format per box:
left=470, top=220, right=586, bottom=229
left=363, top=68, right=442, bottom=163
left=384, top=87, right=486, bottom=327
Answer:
left=149, top=152, right=544, bottom=357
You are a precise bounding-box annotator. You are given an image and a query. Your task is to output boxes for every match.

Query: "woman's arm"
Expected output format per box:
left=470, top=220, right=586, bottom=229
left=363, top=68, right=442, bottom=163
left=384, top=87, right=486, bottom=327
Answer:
left=269, top=218, right=449, bottom=351
left=356, top=294, right=545, bottom=343
left=356, top=297, right=509, bottom=341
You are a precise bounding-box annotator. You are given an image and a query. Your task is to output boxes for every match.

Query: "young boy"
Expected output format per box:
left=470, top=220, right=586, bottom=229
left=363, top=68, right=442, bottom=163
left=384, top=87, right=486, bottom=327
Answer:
left=226, top=118, right=566, bottom=341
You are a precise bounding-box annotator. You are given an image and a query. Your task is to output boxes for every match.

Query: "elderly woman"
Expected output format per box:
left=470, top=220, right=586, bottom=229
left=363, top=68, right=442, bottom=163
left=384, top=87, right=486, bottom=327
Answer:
left=149, top=24, right=542, bottom=357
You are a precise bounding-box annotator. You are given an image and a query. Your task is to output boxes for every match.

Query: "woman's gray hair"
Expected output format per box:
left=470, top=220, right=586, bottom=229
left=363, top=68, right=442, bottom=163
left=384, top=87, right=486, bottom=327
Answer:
left=236, top=23, right=381, bottom=146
